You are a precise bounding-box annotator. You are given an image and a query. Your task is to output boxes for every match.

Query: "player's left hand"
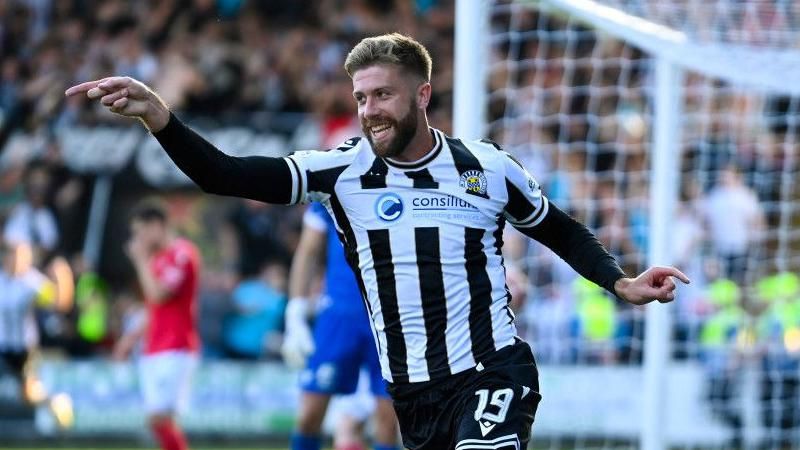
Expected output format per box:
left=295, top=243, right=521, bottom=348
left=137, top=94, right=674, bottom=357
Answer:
left=65, top=76, right=170, bottom=132
left=614, top=266, right=690, bottom=306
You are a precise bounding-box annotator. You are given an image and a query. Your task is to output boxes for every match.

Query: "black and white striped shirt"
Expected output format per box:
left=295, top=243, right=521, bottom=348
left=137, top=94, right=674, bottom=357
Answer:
left=285, top=129, right=548, bottom=383
left=154, top=114, right=626, bottom=386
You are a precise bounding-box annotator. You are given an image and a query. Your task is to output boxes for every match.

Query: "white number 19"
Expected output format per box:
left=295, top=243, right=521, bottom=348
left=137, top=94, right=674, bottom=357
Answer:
left=474, top=388, right=514, bottom=423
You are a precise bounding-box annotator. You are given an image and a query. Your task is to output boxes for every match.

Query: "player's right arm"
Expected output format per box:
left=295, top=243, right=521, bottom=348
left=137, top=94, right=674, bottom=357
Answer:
left=288, top=207, right=327, bottom=302
left=65, top=77, right=296, bottom=204
left=281, top=205, right=328, bottom=369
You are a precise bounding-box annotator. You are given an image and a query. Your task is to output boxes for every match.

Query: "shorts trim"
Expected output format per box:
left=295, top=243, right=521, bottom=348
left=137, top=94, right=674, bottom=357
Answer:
left=455, top=433, right=520, bottom=450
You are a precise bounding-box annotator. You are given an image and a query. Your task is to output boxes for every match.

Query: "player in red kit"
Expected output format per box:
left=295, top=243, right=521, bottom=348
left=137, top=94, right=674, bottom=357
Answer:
left=113, top=202, right=201, bottom=450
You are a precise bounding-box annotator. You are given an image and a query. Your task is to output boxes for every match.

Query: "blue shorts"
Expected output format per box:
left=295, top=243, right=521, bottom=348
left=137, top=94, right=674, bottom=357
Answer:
left=300, top=307, right=388, bottom=398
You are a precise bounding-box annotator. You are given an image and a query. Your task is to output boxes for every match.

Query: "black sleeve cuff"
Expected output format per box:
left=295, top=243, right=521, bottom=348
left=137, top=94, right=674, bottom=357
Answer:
left=152, top=112, right=179, bottom=138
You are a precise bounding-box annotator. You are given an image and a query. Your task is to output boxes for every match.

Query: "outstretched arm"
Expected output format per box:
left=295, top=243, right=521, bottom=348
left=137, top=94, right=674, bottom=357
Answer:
left=523, top=204, right=689, bottom=305
left=66, top=77, right=293, bottom=204
left=153, top=113, right=293, bottom=203
left=523, top=203, right=626, bottom=295
left=498, top=147, right=689, bottom=306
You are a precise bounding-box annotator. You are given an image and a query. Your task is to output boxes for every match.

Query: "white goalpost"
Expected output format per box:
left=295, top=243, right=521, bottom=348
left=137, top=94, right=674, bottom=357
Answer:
left=455, top=1, right=800, bottom=449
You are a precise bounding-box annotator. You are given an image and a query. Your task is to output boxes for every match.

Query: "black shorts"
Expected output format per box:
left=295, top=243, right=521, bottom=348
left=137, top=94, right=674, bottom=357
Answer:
left=389, top=340, right=542, bottom=450
left=0, top=349, right=30, bottom=381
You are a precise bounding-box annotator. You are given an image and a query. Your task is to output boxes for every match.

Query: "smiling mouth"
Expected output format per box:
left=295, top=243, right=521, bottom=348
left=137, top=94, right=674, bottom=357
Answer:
left=370, top=124, right=393, bottom=139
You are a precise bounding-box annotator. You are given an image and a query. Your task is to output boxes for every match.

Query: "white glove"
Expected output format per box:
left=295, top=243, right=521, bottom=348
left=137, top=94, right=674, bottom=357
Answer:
left=281, top=297, right=315, bottom=369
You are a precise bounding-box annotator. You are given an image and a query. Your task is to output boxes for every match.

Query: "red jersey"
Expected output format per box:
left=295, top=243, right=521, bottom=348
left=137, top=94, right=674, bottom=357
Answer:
left=144, top=238, right=201, bottom=354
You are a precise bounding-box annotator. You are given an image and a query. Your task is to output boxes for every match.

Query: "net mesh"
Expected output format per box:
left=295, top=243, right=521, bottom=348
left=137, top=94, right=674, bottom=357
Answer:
left=599, top=0, right=800, bottom=48
left=484, top=1, right=800, bottom=448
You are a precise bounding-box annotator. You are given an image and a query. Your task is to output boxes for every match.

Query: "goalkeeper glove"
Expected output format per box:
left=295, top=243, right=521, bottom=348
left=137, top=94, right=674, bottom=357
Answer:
left=281, top=297, right=315, bottom=369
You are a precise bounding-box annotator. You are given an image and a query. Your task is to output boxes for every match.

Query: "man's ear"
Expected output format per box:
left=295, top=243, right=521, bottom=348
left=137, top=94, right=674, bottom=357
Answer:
left=417, top=82, right=432, bottom=109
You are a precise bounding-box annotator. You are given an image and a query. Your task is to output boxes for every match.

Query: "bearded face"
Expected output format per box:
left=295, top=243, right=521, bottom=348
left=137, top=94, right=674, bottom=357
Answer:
left=362, top=96, right=418, bottom=158
left=352, top=65, right=426, bottom=159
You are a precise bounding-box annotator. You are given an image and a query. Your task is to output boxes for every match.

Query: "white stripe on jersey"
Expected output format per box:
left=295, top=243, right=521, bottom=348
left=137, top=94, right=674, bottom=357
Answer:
left=440, top=219, right=476, bottom=374
left=390, top=227, right=429, bottom=382
left=286, top=129, right=547, bottom=383
left=482, top=227, right=518, bottom=352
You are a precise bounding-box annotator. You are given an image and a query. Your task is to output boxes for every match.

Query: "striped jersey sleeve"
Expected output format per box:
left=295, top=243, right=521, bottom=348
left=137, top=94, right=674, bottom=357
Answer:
left=283, top=137, right=361, bottom=205
left=502, top=152, right=549, bottom=228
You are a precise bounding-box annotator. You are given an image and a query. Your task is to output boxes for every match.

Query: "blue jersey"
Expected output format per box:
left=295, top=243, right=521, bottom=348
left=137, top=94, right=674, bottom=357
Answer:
left=301, top=202, right=387, bottom=397
left=305, top=202, right=364, bottom=313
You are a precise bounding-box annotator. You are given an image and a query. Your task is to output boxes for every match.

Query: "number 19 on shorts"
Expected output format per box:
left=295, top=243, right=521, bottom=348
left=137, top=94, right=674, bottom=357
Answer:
left=474, top=388, right=514, bottom=436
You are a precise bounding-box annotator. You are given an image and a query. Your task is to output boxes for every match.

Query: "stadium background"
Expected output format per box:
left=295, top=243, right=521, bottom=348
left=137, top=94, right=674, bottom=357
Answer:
left=2, top=0, right=800, bottom=449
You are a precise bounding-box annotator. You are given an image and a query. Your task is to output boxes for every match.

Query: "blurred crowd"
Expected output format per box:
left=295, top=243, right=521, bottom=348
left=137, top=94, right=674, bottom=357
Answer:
left=601, top=0, right=800, bottom=48
left=481, top=6, right=798, bottom=367
left=0, top=0, right=455, bottom=139
left=0, top=0, right=455, bottom=363
left=485, top=7, right=800, bottom=445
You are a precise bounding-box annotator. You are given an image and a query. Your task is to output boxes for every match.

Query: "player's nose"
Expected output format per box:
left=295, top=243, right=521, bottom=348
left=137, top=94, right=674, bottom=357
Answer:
left=362, top=96, right=381, bottom=119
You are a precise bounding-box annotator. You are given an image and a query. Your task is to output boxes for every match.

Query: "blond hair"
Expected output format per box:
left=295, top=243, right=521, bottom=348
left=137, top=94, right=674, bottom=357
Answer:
left=344, top=33, right=432, bottom=82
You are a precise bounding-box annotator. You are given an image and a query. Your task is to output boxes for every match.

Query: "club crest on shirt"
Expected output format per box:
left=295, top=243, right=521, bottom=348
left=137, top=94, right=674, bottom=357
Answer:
left=528, top=176, right=538, bottom=193
left=460, top=170, right=488, bottom=196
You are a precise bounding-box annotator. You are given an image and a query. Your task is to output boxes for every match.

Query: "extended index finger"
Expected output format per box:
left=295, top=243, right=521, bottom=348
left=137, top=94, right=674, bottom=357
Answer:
left=65, top=78, right=109, bottom=97
left=654, top=266, right=691, bottom=284
left=97, top=76, right=136, bottom=91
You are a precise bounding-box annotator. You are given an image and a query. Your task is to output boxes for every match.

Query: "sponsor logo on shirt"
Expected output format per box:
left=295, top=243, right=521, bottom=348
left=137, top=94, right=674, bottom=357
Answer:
left=410, top=194, right=482, bottom=221
left=411, top=195, right=477, bottom=210
left=375, top=193, right=404, bottom=222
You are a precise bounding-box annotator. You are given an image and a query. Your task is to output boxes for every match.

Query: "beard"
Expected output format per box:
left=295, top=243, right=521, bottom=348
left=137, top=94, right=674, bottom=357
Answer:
left=362, top=100, right=418, bottom=159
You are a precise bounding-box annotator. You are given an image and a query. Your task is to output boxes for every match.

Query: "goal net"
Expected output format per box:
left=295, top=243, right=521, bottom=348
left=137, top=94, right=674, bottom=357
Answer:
left=470, top=0, right=800, bottom=448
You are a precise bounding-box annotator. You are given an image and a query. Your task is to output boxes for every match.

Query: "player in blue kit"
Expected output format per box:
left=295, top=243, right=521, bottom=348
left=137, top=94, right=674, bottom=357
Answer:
left=283, top=202, right=398, bottom=450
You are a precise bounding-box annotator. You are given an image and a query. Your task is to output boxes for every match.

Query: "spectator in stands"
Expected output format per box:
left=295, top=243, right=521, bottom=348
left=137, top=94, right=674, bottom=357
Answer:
left=755, top=272, right=800, bottom=450
left=222, top=258, right=287, bottom=360
left=113, top=18, right=159, bottom=84
left=700, top=164, right=765, bottom=284
left=3, top=162, right=59, bottom=263
left=700, top=278, right=745, bottom=449
left=595, top=180, right=639, bottom=268
left=2, top=0, right=456, bottom=133
left=220, top=199, right=297, bottom=280
left=38, top=138, right=88, bottom=258
left=0, top=56, right=24, bottom=149
left=522, top=282, right=574, bottom=364
left=671, top=180, right=710, bottom=360
left=63, top=254, right=109, bottom=357
left=571, top=277, right=618, bottom=364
